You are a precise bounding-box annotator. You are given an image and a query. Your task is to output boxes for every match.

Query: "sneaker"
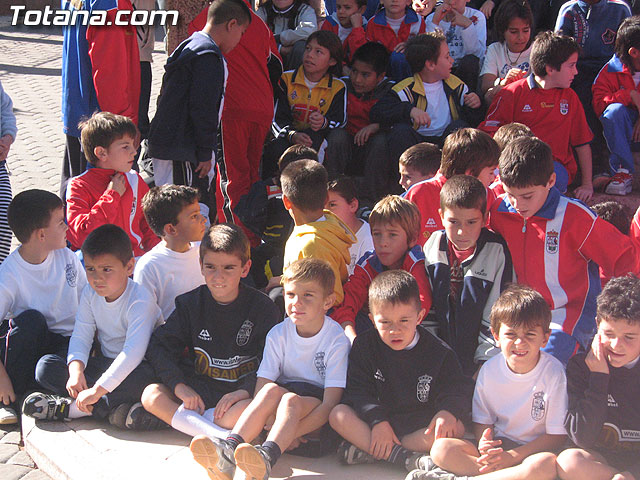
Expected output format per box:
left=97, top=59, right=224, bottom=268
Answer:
left=0, top=406, right=18, bottom=425
left=406, top=453, right=436, bottom=472
left=234, top=443, right=272, bottom=480
left=22, top=392, right=71, bottom=421
left=404, top=469, right=462, bottom=480
left=107, top=402, right=132, bottom=429
left=190, top=435, right=236, bottom=480
left=605, top=169, right=633, bottom=195
left=124, top=402, right=167, bottom=430
left=337, top=440, right=376, bottom=465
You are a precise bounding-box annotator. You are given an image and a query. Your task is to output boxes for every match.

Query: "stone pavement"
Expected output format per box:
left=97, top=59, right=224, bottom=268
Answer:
left=0, top=423, right=49, bottom=480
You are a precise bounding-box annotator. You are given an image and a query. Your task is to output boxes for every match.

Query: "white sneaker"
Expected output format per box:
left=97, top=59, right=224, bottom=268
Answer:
left=0, top=406, right=18, bottom=424
left=605, top=169, right=633, bottom=195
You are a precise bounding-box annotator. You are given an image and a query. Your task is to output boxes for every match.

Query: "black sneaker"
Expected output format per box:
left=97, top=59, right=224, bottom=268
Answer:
left=406, top=453, right=436, bottom=472
left=337, top=440, right=376, bottom=465
left=190, top=435, right=236, bottom=480
left=107, top=402, right=132, bottom=429
left=124, top=402, right=167, bottom=430
left=22, top=392, right=72, bottom=421
left=234, top=443, right=272, bottom=480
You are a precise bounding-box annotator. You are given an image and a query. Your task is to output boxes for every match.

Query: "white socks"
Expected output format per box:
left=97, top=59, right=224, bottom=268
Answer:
left=170, top=404, right=230, bottom=439
left=68, top=400, right=91, bottom=419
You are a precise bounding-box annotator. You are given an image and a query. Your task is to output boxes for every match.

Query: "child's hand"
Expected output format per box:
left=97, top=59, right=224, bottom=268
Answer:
left=479, top=0, right=495, bottom=18
left=66, top=370, right=88, bottom=399
left=477, top=427, right=502, bottom=455
left=502, top=68, right=527, bottom=86
left=433, top=3, right=451, bottom=24
left=195, top=160, right=212, bottom=179
left=573, top=182, right=593, bottom=202
left=425, top=410, right=461, bottom=440
left=175, top=383, right=205, bottom=414
left=343, top=323, right=357, bottom=343
left=612, top=472, right=636, bottom=480
left=76, top=386, right=104, bottom=413
left=108, top=173, right=127, bottom=197
left=291, top=132, right=313, bottom=147
left=394, top=42, right=407, bottom=54
left=477, top=448, right=518, bottom=473
left=585, top=332, right=609, bottom=374
left=410, top=107, right=431, bottom=128
left=214, top=389, right=250, bottom=420
left=354, top=124, right=380, bottom=146
left=413, top=0, right=435, bottom=17
left=265, top=275, right=282, bottom=293
left=0, top=372, right=16, bottom=406
left=450, top=10, right=472, bottom=28
left=350, top=12, right=363, bottom=28
left=309, top=111, right=326, bottom=131
left=464, top=93, right=481, bottom=109
left=369, top=420, right=400, bottom=460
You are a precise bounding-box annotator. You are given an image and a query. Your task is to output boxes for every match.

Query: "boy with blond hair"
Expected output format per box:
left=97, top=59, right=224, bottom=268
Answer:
left=424, top=175, right=513, bottom=376
left=330, top=270, right=472, bottom=473
left=66, top=111, right=159, bottom=257
left=139, top=224, right=280, bottom=434
left=190, top=258, right=350, bottom=480
left=135, top=185, right=207, bottom=320
left=0, top=190, right=87, bottom=424
left=419, top=285, right=566, bottom=480
left=23, top=225, right=161, bottom=426
left=332, top=195, right=433, bottom=342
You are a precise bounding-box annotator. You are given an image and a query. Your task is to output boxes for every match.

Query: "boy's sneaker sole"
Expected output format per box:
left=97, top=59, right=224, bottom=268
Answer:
left=234, top=443, right=271, bottom=480
left=22, top=392, right=71, bottom=421
left=190, top=435, right=235, bottom=480
left=0, top=406, right=18, bottom=425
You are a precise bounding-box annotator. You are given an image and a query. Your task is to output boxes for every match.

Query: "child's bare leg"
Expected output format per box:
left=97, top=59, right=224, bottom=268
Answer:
left=329, top=404, right=375, bottom=452
left=400, top=419, right=465, bottom=453
left=214, top=399, right=251, bottom=429
left=557, top=448, right=619, bottom=480
left=141, top=383, right=180, bottom=424
left=233, top=383, right=287, bottom=443
left=430, top=438, right=483, bottom=475
left=265, top=393, right=321, bottom=451
left=474, top=452, right=557, bottom=480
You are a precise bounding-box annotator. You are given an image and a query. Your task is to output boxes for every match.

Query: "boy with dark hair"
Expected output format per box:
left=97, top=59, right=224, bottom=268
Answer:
left=0, top=190, right=87, bottom=424
left=147, top=0, right=251, bottom=216
left=281, top=160, right=356, bottom=305
left=325, top=41, right=394, bottom=204
left=405, top=128, right=499, bottom=243
left=557, top=275, right=640, bottom=480
left=490, top=136, right=639, bottom=365
left=135, top=185, right=207, bottom=320
left=399, top=142, right=441, bottom=191
left=480, top=31, right=594, bottom=201
left=332, top=195, right=432, bottom=342
left=424, top=175, right=513, bottom=376
left=592, top=201, right=632, bottom=236
left=421, top=284, right=566, bottom=480
left=592, top=16, right=640, bottom=196
left=330, top=270, right=472, bottom=473
left=66, top=111, right=159, bottom=257
left=190, top=258, right=350, bottom=480
left=23, top=224, right=162, bottom=427
left=321, top=0, right=368, bottom=64
left=372, top=32, right=482, bottom=187
left=139, top=223, right=280, bottom=435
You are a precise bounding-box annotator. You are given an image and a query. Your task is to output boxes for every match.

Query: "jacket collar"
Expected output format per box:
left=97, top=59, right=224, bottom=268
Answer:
left=373, top=6, right=419, bottom=25
left=291, top=65, right=334, bottom=89
left=498, top=186, right=560, bottom=220
left=607, top=54, right=629, bottom=74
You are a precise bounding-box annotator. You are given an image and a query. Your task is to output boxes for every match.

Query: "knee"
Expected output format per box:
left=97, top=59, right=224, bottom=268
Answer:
left=141, top=383, right=164, bottom=410
left=327, top=128, right=350, bottom=145
left=258, top=383, right=286, bottom=404
left=280, top=391, right=302, bottom=410
left=12, top=309, right=47, bottom=333
left=524, top=452, right=557, bottom=480
left=556, top=448, right=586, bottom=478
left=34, top=354, right=61, bottom=385
left=328, top=404, right=351, bottom=429
left=602, top=103, right=629, bottom=124
left=429, top=437, right=458, bottom=465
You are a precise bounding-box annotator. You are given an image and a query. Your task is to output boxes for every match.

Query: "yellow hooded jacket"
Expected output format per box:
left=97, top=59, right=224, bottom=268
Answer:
left=283, top=210, right=356, bottom=305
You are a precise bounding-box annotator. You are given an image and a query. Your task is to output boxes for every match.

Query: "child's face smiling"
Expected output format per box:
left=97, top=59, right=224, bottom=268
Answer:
left=350, top=60, right=383, bottom=95
left=200, top=250, right=250, bottom=304
left=598, top=317, right=640, bottom=368
left=371, top=221, right=411, bottom=270
left=284, top=280, right=334, bottom=337
left=370, top=300, right=425, bottom=350
left=493, top=322, right=550, bottom=374
left=303, top=39, right=337, bottom=81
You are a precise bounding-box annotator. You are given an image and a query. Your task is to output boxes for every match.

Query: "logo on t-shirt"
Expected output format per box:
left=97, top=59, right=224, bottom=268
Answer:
left=236, top=320, right=254, bottom=346
left=602, top=28, right=616, bottom=45
left=314, top=352, right=326, bottom=379
left=522, top=104, right=533, bottom=113
left=608, top=394, right=618, bottom=408
left=416, top=374, right=432, bottom=403
left=560, top=99, right=569, bottom=115
left=65, top=263, right=77, bottom=287
left=531, top=391, right=546, bottom=421
left=425, top=218, right=437, bottom=229
left=374, top=369, right=385, bottom=382
left=198, top=329, right=212, bottom=341
left=545, top=230, right=559, bottom=254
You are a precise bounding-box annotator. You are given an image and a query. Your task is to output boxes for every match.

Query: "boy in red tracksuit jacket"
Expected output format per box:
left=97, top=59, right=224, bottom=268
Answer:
left=66, top=112, right=159, bottom=257
left=366, top=2, right=425, bottom=81
left=331, top=195, right=432, bottom=342
left=489, top=137, right=639, bottom=366
left=321, top=0, right=368, bottom=65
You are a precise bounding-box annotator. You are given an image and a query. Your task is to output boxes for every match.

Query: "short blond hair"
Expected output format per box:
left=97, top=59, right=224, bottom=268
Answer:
left=369, top=195, right=421, bottom=245
left=281, top=258, right=335, bottom=296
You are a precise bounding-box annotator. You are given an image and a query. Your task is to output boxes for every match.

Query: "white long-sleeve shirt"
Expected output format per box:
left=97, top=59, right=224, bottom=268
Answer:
left=67, top=279, right=162, bottom=392
left=425, top=7, right=486, bottom=63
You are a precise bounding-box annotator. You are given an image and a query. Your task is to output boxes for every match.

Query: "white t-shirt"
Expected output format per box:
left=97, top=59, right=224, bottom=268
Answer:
left=348, top=220, right=374, bottom=276
left=473, top=351, right=568, bottom=444
left=337, top=24, right=352, bottom=43
left=133, top=241, right=205, bottom=321
left=417, top=81, right=461, bottom=137
left=386, top=16, right=403, bottom=35
left=257, top=315, right=350, bottom=389
left=67, top=279, right=162, bottom=393
left=480, top=42, right=532, bottom=79
left=425, top=7, right=486, bottom=62
left=0, top=247, right=87, bottom=335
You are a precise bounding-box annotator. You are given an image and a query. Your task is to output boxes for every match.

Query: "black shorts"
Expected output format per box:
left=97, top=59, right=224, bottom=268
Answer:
left=181, top=370, right=230, bottom=409
left=388, top=410, right=434, bottom=438
left=278, top=381, right=324, bottom=401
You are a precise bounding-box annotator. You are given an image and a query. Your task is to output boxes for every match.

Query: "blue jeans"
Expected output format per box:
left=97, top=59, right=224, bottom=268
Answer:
left=601, top=103, right=638, bottom=174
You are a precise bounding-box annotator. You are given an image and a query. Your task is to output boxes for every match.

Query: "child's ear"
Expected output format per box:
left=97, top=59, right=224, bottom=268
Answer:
left=629, top=46, right=640, bottom=59
left=163, top=223, right=177, bottom=238
left=348, top=198, right=359, bottom=214
left=329, top=57, right=337, bottom=67
left=36, top=227, right=46, bottom=243
left=324, top=292, right=336, bottom=311
left=226, top=18, right=238, bottom=31
left=541, top=330, right=550, bottom=348
left=417, top=307, right=426, bottom=325
left=424, top=59, right=436, bottom=72
left=438, top=208, right=444, bottom=221
left=546, top=172, right=557, bottom=190
left=544, top=64, right=556, bottom=77
left=240, top=259, right=252, bottom=278
left=357, top=5, right=366, bottom=14
left=125, top=257, right=135, bottom=276
left=282, top=194, right=293, bottom=210
left=94, top=146, right=107, bottom=162
left=491, top=327, right=500, bottom=345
